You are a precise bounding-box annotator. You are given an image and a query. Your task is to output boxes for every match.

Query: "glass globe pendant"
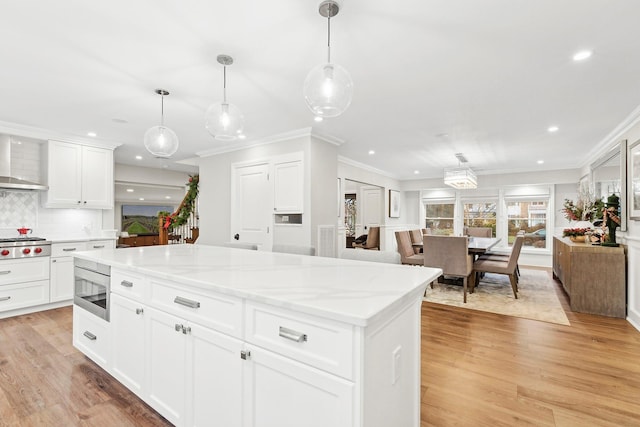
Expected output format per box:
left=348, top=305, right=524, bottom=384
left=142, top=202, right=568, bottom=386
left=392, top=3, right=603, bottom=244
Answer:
left=144, top=89, right=179, bottom=158
left=205, top=55, right=244, bottom=141
left=303, top=0, right=353, bottom=118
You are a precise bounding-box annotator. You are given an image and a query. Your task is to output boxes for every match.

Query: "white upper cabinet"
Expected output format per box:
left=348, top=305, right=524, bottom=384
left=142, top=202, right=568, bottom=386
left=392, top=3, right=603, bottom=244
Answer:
left=42, top=140, right=114, bottom=209
left=273, top=159, right=303, bottom=213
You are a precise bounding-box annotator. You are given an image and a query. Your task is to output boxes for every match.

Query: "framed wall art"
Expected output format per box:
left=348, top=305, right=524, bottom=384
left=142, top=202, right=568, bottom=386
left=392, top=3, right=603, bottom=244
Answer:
left=389, top=189, right=400, bottom=218
left=629, top=139, right=640, bottom=220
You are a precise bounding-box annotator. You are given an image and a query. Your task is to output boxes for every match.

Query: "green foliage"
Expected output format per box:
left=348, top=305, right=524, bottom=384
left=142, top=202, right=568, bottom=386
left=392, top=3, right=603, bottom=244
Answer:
left=160, top=175, right=199, bottom=231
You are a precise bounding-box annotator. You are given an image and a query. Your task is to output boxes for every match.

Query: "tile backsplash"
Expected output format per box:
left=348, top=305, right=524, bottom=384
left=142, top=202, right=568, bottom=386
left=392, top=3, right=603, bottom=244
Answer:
left=0, top=191, right=37, bottom=228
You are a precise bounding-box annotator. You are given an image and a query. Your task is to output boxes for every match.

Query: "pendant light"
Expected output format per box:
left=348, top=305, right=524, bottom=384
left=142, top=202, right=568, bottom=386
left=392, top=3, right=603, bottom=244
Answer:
left=205, top=54, right=244, bottom=141
left=144, top=89, right=179, bottom=158
left=303, top=0, right=353, bottom=118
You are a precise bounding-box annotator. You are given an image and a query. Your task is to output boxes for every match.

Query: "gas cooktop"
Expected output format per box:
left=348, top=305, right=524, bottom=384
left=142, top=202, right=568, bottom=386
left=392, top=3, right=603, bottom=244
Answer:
left=0, top=237, right=48, bottom=243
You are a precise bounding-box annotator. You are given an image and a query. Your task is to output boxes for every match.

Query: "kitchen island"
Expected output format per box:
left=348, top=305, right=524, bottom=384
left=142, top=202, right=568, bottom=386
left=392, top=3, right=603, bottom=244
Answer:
left=72, top=244, right=440, bottom=427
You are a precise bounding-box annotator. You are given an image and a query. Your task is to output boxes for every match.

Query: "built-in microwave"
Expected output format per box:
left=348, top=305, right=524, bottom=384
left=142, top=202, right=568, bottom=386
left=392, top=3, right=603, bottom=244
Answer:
left=74, top=258, right=111, bottom=321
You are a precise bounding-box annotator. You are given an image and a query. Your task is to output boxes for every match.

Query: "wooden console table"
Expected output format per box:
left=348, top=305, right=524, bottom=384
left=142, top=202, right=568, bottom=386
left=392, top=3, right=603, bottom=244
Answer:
left=552, top=236, right=626, bottom=318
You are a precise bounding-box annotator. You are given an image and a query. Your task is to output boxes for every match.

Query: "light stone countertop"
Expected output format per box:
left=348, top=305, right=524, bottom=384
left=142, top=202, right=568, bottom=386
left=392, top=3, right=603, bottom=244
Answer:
left=73, top=244, right=441, bottom=326
left=48, top=236, right=117, bottom=243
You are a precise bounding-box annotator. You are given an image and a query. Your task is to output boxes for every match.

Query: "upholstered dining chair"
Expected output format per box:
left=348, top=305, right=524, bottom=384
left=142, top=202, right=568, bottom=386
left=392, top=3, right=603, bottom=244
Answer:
left=478, top=229, right=525, bottom=277
left=466, top=227, right=493, bottom=237
left=353, top=226, right=380, bottom=250
left=394, top=231, right=424, bottom=265
left=409, top=229, right=424, bottom=254
left=423, top=235, right=474, bottom=303
left=471, top=235, right=524, bottom=299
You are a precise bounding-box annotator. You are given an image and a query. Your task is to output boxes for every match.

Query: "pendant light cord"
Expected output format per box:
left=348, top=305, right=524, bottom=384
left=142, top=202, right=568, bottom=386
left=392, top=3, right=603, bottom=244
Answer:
left=327, top=13, right=332, bottom=63
left=223, top=65, right=228, bottom=103
left=160, top=93, right=165, bottom=127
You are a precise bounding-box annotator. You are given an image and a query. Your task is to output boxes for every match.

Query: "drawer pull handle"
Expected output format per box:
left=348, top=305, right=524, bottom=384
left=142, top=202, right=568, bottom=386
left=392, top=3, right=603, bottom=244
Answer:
left=120, top=280, right=133, bottom=288
left=93, top=245, right=105, bottom=249
left=279, top=326, right=307, bottom=343
left=175, top=323, right=183, bottom=332
left=136, top=308, right=144, bottom=315
left=240, top=350, right=251, bottom=360
left=0, top=270, right=10, bottom=275
left=174, top=296, right=200, bottom=309
left=0, top=296, right=11, bottom=302
left=83, top=331, right=97, bottom=341
left=62, top=248, right=77, bottom=252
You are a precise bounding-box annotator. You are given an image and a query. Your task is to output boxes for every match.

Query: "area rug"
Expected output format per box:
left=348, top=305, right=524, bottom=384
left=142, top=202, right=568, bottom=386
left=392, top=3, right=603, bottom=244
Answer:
left=423, top=269, right=570, bottom=325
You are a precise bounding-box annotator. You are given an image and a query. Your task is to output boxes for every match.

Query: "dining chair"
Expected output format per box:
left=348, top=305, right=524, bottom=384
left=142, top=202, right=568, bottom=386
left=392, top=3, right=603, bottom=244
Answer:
left=470, top=235, right=524, bottom=298
left=478, top=230, right=525, bottom=276
left=466, top=227, right=493, bottom=237
left=394, top=231, right=424, bottom=265
left=353, top=226, right=380, bottom=250
left=409, top=229, right=424, bottom=254
left=423, top=235, right=474, bottom=303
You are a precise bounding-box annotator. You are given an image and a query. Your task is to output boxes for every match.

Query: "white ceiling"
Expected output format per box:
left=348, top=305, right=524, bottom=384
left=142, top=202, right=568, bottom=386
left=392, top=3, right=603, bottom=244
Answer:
left=1, top=0, right=640, bottom=180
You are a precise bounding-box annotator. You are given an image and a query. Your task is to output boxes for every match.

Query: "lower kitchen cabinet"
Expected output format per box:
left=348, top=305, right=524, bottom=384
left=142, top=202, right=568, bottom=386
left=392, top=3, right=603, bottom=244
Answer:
left=110, top=293, right=146, bottom=397
left=245, top=348, right=353, bottom=427
left=73, top=305, right=110, bottom=369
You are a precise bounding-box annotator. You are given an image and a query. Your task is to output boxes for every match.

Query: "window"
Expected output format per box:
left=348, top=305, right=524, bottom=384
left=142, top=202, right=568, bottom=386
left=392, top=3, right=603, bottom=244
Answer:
left=507, top=200, right=548, bottom=248
left=424, top=202, right=455, bottom=235
left=463, top=202, right=497, bottom=236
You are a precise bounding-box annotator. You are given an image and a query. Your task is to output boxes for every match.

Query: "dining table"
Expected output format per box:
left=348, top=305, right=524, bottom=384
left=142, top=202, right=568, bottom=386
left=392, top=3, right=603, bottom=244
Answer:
left=467, top=237, right=501, bottom=255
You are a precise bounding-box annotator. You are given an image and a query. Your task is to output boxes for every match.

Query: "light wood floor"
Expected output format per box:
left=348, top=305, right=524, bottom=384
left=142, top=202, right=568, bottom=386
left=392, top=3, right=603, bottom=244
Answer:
left=1, top=272, right=639, bottom=426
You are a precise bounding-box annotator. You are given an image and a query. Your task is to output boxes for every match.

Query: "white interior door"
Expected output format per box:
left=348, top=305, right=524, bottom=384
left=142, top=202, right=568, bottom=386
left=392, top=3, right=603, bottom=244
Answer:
left=361, top=187, right=382, bottom=231
left=231, top=163, right=272, bottom=248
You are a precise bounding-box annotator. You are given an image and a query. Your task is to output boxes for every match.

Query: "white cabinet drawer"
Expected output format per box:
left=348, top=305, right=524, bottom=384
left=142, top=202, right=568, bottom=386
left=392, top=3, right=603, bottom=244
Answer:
left=245, top=302, right=354, bottom=379
left=111, top=269, right=147, bottom=302
left=0, top=280, right=50, bottom=313
left=149, top=279, right=243, bottom=338
left=73, top=305, right=110, bottom=369
left=52, top=241, right=88, bottom=257
left=0, top=257, right=50, bottom=285
left=87, top=240, right=115, bottom=250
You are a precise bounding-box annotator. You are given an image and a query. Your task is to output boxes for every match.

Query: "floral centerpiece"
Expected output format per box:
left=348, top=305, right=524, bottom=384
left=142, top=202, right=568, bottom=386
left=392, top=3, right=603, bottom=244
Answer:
left=562, top=227, right=590, bottom=237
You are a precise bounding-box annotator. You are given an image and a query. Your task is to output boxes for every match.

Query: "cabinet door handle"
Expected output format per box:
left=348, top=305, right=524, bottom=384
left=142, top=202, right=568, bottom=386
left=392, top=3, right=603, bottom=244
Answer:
left=175, top=323, right=183, bottom=332
left=120, top=280, right=133, bottom=288
left=174, top=296, right=200, bottom=309
left=83, top=331, right=97, bottom=341
left=182, top=326, right=191, bottom=335
left=279, top=326, right=307, bottom=343
left=93, top=245, right=105, bottom=249
left=240, top=350, right=251, bottom=360
left=0, top=296, right=11, bottom=302
left=0, top=270, right=10, bottom=275
left=62, top=248, right=77, bottom=252
left=136, top=308, right=144, bottom=315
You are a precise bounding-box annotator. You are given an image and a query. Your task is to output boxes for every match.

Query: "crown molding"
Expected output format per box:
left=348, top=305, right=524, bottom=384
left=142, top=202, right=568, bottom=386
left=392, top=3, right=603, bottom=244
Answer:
left=0, top=120, right=121, bottom=149
left=582, top=104, right=640, bottom=167
left=338, top=155, right=399, bottom=179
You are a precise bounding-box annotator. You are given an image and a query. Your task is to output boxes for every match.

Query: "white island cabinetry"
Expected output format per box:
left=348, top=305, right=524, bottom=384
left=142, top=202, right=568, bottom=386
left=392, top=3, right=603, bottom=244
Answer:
left=73, top=245, right=439, bottom=427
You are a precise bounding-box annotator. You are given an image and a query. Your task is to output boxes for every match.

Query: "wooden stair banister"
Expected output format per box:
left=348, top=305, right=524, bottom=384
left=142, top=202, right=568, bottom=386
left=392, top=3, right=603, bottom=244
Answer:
left=158, top=175, right=199, bottom=245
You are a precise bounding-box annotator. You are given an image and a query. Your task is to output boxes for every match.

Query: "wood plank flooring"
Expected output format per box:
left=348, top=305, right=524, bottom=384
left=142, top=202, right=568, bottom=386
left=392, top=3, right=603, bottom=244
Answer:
left=1, top=271, right=639, bottom=426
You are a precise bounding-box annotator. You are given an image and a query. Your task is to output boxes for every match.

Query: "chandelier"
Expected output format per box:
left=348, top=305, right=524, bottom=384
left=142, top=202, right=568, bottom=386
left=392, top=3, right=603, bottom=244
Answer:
left=444, top=153, right=477, bottom=189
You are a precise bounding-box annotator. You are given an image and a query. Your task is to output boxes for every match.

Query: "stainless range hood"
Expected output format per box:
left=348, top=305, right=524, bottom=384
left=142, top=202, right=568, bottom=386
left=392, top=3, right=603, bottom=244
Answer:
left=0, top=134, right=48, bottom=191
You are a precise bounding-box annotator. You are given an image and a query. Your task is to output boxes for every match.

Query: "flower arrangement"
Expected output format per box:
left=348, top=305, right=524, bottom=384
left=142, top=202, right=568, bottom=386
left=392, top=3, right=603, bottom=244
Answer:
left=562, top=227, right=590, bottom=237
left=561, top=186, right=604, bottom=222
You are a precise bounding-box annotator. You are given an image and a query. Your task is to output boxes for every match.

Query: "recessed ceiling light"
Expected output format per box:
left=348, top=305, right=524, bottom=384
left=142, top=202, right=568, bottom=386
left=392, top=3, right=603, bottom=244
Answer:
left=573, top=50, right=592, bottom=61
left=165, top=196, right=171, bottom=199
left=135, top=155, right=142, bottom=160
left=87, top=132, right=97, bottom=137
left=414, top=170, right=420, bottom=174
left=368, top=150, right=375, bottom=155
left=314, top=116, right=323, bottom=122
left=548, top=126, right=559, bottom=133
left=537, top=160, right=544, bottom=164
left=139, top=197, right=145, bottom=201
left=238, top=134, right=246, bottom=140
left=126, top=188, right=134, bottom=192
